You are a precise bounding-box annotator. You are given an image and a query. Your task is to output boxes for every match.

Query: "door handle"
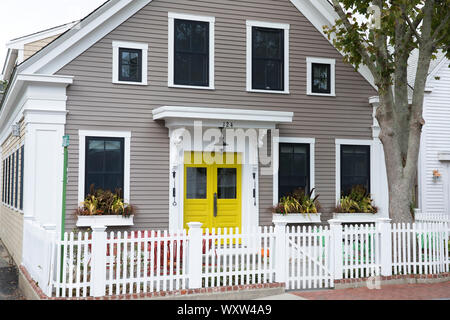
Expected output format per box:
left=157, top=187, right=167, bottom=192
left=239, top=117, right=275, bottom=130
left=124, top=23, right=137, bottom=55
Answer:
left=213, top=192, right=218, bottom=217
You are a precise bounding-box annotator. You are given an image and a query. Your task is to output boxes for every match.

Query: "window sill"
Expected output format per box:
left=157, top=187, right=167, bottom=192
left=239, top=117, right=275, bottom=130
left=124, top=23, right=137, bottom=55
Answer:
left=247, top=89, right=290, bottom=95
left=307, top=92, right=336, bottom=97
left=169, top=84, right=215, bottom=90
left=112, top=80, right=148, bottom=86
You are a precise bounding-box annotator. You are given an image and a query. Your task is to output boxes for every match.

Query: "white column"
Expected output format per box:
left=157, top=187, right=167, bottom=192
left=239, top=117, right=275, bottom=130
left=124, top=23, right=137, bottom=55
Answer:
left=274, top=221, right=287, bottom=283
left=376, top=218, right=392, bottom=276
left=370, top=96, right=389, bottom=217
left=22, top=78, right=71, bottom=233
left=329, top=219, right=343, bottom=280
left=91, top=225, right=107, bottom=297
left=187, top=222, right=203, bottom=289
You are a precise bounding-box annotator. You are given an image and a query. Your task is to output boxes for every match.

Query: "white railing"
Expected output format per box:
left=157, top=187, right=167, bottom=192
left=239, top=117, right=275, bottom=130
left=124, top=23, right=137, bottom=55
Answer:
left=23, top=217, right=450, bottom=299
left=286, top=226, right=333, bottom=290
left=201, top=227, right=276, bottom=288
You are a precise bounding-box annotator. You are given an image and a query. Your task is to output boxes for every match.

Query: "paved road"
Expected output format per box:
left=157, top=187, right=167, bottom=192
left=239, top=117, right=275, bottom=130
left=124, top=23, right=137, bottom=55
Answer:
left=0, top=240, right=24, bottom=300
left=288, top=281, right=450, bottom=300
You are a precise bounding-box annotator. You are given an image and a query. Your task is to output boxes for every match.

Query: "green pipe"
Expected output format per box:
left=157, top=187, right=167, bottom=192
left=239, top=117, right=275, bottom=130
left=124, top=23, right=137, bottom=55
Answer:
left=60, top=135, right=69, bottom=286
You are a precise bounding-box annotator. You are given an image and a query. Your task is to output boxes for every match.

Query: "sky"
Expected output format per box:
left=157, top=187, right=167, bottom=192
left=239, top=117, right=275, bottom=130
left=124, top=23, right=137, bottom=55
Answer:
left=0, top=0, right=107, bottom=67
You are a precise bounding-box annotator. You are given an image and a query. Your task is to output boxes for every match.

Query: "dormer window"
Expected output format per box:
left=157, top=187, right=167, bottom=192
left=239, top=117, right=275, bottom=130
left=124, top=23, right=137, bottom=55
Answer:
left=112, top=41, right=148, bottom=85
left=307, top=57, right=335, bottom=96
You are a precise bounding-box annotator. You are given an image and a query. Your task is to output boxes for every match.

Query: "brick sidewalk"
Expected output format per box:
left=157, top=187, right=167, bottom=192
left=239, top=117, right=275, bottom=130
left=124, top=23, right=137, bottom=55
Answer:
left=292, top=281, right=450, bottom=300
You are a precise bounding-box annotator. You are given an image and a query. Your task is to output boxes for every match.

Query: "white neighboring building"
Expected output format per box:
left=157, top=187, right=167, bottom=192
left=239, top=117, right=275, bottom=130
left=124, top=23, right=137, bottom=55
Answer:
left=416, top=52, right=450, bottom=219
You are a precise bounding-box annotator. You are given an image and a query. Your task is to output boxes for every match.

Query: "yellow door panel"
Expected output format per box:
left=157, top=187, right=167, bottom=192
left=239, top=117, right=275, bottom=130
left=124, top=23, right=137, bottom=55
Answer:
left=184, top=152, right=242, bottom=233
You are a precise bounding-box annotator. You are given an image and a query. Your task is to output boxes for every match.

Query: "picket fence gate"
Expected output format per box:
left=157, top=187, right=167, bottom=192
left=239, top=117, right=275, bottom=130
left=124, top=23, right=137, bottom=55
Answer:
left=21, top=218, right=450, bottom=299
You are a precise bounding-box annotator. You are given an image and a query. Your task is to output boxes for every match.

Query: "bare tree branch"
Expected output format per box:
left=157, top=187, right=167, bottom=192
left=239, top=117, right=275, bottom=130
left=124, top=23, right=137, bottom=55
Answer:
left=403, top=13, right=423, bottom=43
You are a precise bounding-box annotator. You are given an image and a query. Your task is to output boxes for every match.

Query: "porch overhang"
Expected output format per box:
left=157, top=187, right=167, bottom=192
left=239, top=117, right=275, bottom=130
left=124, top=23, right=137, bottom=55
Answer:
left=152, top=106, right=294, bottom=129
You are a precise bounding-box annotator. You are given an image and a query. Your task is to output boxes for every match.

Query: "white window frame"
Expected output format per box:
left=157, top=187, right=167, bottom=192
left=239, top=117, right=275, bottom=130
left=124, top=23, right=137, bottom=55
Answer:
left=273, top=137, right=315, bottom=205
left=168, top=12, right=215, bottom=90
left=335, top=139, right=374, bottom=205
left=246, top=20, right=290, bottom=94
left=78, top=130, right=131, bottom=205
left=112, top=41, right=148, bottom=85
left=307, top=57, right=336, bottom=97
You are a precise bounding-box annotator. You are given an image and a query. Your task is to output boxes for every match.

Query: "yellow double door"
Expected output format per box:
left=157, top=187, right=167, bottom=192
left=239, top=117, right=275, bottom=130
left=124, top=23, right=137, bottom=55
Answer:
left=183, top=152, right=242, bottom=232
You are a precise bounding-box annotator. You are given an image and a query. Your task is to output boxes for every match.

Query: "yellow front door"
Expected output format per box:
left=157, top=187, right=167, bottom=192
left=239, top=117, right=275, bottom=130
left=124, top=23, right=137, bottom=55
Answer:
left=184, top=152, right=242, bottom=231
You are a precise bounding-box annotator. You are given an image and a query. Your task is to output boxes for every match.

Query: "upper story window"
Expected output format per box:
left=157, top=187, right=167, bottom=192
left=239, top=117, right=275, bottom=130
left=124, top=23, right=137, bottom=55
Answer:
left=307, top=57, right=336, bottom=96
left=112, top=41, right=148, bottom=85
left=119, top=48, right=142, bottom=82
left=246, top=20, right=290, bottom=94
left=168, top=13, right=215, bottom=90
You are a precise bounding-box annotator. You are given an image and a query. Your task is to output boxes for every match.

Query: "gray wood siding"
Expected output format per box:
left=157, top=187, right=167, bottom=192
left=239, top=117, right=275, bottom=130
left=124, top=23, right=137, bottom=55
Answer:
left=57, top=0, right=376, bottom=230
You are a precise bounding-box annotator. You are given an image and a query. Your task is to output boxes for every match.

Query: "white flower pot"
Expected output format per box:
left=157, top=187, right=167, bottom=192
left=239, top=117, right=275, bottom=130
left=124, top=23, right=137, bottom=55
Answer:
left=76, top=215, right=134, bottom=228
left=332, top=213, right=379, bottom=223
left=272, top=213, right=321, bottom=224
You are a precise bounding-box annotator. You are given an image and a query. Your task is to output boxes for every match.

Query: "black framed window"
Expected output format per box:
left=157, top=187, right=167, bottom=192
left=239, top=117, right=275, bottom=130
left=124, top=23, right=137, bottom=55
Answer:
left=2, top=159, right=5, bottom=203
left=85, top=137, right=124, bottom=197
left=252, top=27, right=284, bottom=91
left=14, top=150, right=18, bottom=208
left=7, top=156, right=11, bottom=206
left=19, top=146, right=24, bottom=210
left=278, top=143, right=310, bottom=200
left=174, top=19, right=209, bottom=87
left=341, top=145, right=371, bottom=196
left=118, top=48, right=142, bottom=83
left=10, top=153, right=14, bottom=206
left=311, top=63, right=331, bottom=94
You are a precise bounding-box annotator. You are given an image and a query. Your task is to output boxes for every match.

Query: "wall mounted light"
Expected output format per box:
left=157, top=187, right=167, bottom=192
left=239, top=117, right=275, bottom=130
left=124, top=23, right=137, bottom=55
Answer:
left=432, top=169, right=441, bottom=182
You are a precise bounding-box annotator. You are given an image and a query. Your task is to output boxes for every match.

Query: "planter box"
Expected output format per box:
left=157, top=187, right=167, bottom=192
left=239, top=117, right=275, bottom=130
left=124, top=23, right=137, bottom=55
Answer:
left=273, top=213, right=321, bottom=224
left=76, top=215, right=134, bottom=228
left=332, top=213, right=378, bottom=223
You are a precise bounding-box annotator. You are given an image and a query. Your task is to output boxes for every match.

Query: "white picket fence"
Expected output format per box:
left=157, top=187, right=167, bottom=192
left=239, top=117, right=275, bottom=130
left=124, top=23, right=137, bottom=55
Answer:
left=201, top=227, right=276, bottom=288
left=392, top=222, right=449, bottom=275
left=286, top=226, right=333, bottom=290
left=22, top=218, right=450, bottom=298
left=342, top=224, right=381, bottom=279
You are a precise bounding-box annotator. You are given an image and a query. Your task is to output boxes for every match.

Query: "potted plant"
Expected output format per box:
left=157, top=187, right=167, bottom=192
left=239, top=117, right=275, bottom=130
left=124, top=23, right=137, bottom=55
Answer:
left=76, top=185, right=136, bottom=228
left=272, top=188, right=322, bottom=224
left=333, top=185, right=378, bottom=222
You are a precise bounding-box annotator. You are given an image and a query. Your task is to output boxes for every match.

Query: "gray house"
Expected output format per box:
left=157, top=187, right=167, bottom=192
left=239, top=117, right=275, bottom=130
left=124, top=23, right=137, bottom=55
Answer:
left=0, top=0, right=388, bottom=265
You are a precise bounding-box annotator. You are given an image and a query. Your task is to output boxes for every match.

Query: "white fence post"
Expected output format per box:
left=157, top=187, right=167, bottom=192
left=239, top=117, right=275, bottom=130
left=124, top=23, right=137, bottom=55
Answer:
left=91, top=226, right=107, bottom=297
left=187, top=222, right=203, bottom=289
left=377, top=218, right=392, bottom=276
left=274, top=221, right=287, bottom=284
left=329, top=219, right=343, bottom=281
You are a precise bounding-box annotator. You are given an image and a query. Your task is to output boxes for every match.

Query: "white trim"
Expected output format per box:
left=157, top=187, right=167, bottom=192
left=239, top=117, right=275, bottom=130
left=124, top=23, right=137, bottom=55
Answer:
left=272, top=137, right=316, bottom=206
left=168, top=12, right=215, bottom=90
left=335, top=139, right=374, bottom=205
left=112, top=41, right=148, bottom=85
left=306, top=57, right=336, bottom=96
left=78, top=130, right=131, bottom=205
left=153, top=106, right=293, bottom=125
left=246, top=20, right=290, bottom=94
